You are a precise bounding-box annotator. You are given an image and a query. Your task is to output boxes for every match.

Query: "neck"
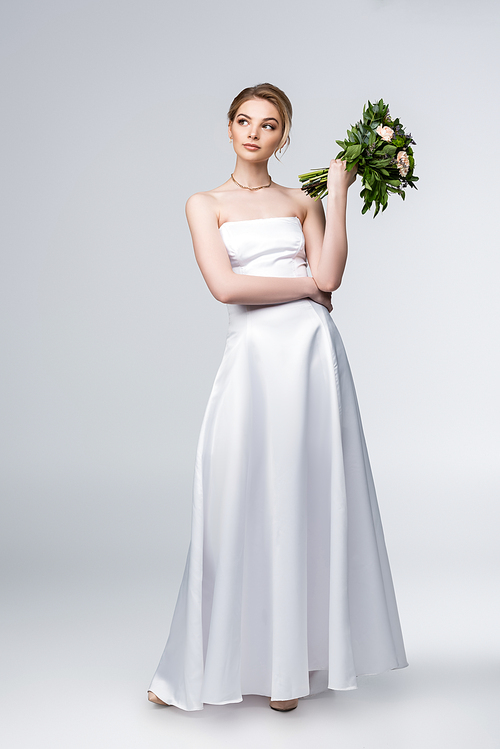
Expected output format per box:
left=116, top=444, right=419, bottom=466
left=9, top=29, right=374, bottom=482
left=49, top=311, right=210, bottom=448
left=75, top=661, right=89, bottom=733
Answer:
left=231, top=158, right=271, bottom=189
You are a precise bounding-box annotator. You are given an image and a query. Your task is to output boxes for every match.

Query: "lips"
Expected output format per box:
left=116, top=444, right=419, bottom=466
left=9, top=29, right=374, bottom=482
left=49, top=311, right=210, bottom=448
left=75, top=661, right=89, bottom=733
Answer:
left=244, top=144, right=260, bottom=150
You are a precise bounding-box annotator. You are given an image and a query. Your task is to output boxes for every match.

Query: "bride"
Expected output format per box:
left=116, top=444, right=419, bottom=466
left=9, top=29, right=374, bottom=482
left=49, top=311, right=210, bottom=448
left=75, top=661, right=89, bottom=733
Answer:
left=148, top=82, right=407, bottom=713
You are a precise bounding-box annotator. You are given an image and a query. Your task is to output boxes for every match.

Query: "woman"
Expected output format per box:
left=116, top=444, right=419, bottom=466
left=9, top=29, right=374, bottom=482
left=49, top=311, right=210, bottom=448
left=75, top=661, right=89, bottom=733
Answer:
left=148, top=83, right=408, bottom=713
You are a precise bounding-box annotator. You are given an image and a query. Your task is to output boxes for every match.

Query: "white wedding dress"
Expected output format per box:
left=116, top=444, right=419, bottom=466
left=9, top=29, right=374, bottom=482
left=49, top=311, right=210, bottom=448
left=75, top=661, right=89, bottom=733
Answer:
left=149, top=216, right=407, bottom=710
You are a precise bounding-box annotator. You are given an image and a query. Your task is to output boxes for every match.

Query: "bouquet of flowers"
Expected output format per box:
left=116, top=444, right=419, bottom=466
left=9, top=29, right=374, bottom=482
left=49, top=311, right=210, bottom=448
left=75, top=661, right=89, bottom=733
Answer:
left=298, top=99, right=418, bottom=217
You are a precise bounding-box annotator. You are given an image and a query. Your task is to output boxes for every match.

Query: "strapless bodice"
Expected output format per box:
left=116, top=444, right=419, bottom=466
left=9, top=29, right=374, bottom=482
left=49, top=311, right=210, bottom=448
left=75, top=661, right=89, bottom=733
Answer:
left=218, top=216, right=308, bottom=278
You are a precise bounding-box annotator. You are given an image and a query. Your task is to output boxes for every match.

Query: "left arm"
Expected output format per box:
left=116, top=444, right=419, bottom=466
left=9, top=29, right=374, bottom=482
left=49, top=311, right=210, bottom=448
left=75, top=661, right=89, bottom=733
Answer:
left=302, top=160, right=357, bottom=292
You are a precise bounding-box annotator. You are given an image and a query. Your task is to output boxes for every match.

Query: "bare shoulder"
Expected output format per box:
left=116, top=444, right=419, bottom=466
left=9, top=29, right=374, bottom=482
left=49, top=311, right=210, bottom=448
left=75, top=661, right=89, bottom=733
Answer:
left=185, top=190, right=216, bottom=214
left=279, top=184, right=325, bottom=224
left=185, top=180, right=233, bottom=225
left=185, top=191, right=220, bottom=230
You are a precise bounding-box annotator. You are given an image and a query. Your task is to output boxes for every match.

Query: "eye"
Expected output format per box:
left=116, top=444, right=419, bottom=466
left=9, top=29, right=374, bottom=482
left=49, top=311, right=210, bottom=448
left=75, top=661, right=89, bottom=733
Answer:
left=237, top=118, right=248, bottom=125
left=263, top=124, right=276, bottom=130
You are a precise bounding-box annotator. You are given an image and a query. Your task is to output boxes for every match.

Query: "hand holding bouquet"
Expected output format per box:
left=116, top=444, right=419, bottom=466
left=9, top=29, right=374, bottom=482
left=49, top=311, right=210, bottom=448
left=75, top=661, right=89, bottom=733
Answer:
left=299, top=99, right=418, bottom=217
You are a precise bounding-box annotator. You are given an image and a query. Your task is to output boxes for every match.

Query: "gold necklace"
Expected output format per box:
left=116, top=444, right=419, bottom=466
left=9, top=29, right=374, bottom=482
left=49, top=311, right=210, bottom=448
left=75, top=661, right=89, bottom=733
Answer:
left=231, top=173, right=272, bottom=191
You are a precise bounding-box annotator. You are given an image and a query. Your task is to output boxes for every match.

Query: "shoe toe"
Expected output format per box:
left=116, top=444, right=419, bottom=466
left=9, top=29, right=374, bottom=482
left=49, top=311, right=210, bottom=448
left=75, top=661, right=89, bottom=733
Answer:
left=269, top=698, right=299, bottom=711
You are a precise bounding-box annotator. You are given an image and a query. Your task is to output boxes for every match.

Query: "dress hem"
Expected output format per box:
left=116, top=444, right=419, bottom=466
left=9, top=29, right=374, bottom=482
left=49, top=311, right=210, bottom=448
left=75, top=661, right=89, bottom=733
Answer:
left=148, top=661, right=409, bottom=711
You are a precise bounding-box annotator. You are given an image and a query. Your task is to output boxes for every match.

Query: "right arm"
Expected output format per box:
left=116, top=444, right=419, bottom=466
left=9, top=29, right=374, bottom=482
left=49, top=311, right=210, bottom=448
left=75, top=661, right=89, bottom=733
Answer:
left=185, top=193, right=332, bottom=310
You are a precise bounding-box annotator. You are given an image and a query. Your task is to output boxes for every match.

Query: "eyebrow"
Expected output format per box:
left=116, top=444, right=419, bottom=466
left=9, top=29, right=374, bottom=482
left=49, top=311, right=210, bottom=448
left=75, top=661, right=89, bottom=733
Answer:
left=237, top=113, right=280, bottom=124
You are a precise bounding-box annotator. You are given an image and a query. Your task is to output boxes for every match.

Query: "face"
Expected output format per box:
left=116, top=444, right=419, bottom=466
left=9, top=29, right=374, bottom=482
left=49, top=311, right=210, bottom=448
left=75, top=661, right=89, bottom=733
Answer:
left=228, top=98, right=283, bottom=161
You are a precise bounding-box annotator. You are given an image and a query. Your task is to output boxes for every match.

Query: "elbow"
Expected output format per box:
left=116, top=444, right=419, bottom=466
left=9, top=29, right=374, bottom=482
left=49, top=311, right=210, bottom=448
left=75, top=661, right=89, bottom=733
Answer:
left=212, top=285, right=234, bottom=304
left=317, top=277, right=343, bottom=293
left=215, top=290, right=231, bottom=304
left=211, top=273, right=241, bottom=304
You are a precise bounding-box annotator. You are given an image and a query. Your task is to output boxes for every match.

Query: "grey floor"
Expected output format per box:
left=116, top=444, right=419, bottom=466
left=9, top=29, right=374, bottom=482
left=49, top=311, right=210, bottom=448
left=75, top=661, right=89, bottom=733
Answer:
left=3, top=558, right=499, bottom=749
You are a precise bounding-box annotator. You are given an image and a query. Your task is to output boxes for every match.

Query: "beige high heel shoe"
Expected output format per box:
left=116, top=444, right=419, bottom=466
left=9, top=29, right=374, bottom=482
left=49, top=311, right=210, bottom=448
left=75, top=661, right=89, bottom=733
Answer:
left=148, top=691, right=170, bottom=706
left=269, top=698, right=299, bottom=712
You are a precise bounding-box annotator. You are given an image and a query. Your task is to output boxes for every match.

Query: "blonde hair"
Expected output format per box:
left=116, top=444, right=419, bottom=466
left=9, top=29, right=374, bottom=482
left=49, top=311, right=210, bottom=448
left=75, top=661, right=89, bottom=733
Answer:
left=227, top=83, right=293, bottom=159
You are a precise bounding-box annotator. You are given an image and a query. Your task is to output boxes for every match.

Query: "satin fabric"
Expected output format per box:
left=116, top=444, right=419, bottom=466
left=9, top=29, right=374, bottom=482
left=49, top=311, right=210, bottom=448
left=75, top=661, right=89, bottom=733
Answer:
left=149, top=216, right=408, bottom=710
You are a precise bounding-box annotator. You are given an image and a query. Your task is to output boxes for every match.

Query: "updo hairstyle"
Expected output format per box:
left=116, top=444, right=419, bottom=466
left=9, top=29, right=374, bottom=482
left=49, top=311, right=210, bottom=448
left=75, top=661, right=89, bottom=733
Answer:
left=227, top=83, right=293, bottom=159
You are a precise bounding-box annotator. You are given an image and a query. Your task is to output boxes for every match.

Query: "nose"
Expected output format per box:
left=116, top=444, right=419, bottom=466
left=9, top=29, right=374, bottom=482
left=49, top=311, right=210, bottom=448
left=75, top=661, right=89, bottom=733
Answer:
left=249, top=127, right=259, bottom=140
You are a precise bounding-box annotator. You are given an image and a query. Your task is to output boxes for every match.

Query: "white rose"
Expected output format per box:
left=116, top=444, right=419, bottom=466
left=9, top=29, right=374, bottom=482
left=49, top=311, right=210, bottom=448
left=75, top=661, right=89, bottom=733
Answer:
left=396, top=151, right=410, bottom=177
left=376, top=125, right=394, bottom=142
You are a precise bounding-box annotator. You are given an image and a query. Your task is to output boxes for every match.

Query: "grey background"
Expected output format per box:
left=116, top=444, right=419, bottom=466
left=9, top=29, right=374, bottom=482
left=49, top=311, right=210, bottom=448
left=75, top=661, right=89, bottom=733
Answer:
left=1, top=0, right=499, bottom=746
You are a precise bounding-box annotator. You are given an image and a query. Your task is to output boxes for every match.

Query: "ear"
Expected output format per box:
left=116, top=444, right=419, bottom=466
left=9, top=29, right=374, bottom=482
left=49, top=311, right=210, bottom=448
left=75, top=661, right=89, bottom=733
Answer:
left=228, top=123, right=233, bottom=139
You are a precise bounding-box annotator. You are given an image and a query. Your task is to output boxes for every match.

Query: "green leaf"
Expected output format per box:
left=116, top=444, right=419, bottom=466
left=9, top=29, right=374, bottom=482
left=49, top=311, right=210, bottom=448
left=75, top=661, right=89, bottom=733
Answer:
left=345, top=144, right=363, bottom=160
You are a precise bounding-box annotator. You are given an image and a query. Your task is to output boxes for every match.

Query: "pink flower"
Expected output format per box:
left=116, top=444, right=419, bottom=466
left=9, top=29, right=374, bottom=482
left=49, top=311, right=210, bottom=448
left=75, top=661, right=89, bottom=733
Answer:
left=376, top=124, right=394, bottom=142
left=396, top=151, right=410, bottom=177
